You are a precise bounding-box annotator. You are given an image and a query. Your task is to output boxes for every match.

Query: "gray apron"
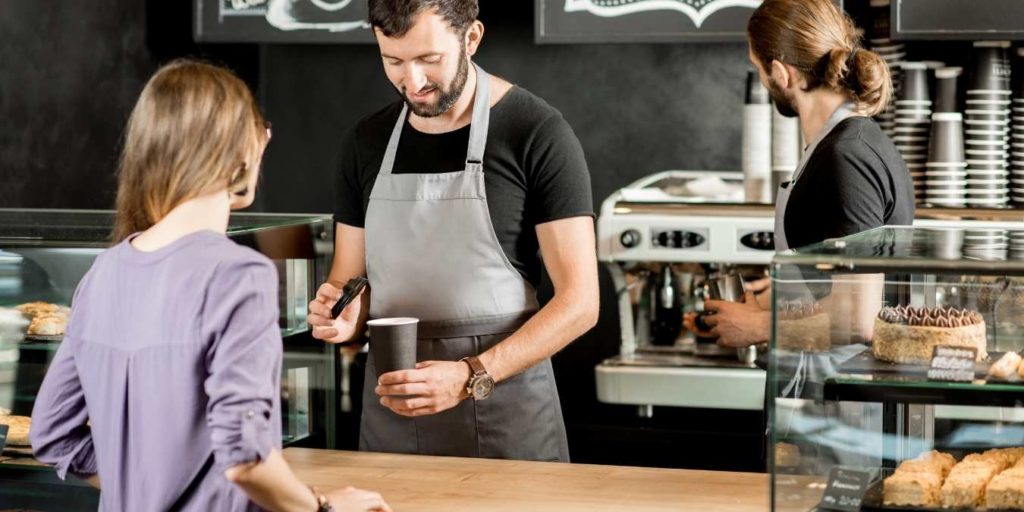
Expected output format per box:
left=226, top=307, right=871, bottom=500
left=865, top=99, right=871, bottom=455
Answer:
left=359, top=63, right=570, bottom=462
left=774, top=101, right=858, bottom=251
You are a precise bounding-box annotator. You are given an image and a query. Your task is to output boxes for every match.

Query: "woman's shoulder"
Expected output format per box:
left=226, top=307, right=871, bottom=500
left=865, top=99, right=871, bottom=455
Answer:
left=203, top=239, right=276, bottom=286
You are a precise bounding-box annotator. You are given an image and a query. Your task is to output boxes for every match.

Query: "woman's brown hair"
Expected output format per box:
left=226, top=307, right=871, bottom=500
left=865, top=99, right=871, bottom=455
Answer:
left=747, top=0, right=892, bottom=117
left=112, top=59, right=267, bottom=242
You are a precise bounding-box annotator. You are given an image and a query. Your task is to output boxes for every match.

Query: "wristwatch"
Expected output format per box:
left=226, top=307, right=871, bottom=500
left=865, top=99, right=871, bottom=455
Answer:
left=461, top=355, right=495, bottom=400
left=310, top=486, right=334, bottom=512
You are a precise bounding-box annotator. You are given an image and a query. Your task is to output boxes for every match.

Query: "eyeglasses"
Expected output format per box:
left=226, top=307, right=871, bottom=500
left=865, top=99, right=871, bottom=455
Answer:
left=264, top=120, right=273, bottom=141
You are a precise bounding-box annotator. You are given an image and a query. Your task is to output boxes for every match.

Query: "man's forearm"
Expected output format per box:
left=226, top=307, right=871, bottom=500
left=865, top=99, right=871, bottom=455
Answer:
left=477, top=291, right=598, bottom=383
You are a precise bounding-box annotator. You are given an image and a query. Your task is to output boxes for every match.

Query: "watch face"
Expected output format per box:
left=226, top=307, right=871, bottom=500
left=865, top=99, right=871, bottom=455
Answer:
left=472, top=376, right=495, bottom=399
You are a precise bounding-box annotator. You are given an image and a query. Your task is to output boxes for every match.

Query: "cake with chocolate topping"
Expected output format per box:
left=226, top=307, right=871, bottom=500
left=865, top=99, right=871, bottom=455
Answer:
left=872, top=306, right=987, bottom=364
left=777, top=302, right=830, bottom=352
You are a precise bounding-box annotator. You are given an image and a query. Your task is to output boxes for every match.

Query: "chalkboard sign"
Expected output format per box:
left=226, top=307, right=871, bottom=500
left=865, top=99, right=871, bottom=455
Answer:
left=893, top=0, right=1024, bottom=41
left=818, top=467, right=871, bottom=512
left=194, top=0, right=375, bottom=43
left=927, top=345, right=978, bottom=383
left=536, top=0, right=763, bottom=43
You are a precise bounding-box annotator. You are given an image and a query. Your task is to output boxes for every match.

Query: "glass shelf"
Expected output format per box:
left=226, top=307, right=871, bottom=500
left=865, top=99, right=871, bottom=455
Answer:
left=0, top=209, right=330, bottom=247
left=0, top=325, right=312, bottom=353
left=776, top=226, right=1024, bottom=275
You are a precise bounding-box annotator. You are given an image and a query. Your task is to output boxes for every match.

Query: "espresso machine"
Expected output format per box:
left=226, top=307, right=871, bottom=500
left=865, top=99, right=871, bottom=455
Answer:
left=598, top=171, right=1024, bottom=431
left=596, top=170, right=775, bottom=417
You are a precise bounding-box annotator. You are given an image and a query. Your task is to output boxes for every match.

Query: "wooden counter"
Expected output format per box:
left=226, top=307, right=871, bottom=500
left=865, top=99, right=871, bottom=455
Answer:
left=284, top=448, right=770, bottom=511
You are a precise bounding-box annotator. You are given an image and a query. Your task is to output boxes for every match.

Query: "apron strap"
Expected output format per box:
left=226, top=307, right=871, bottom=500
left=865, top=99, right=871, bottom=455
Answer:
left=465, top=62, right=491, bottom=168
left=378, top=62, right=492, bottom=177
left=377, top=104, right=408, bottom=178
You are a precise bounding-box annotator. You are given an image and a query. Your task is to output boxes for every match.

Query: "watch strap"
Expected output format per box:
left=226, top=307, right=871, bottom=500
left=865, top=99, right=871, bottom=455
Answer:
left=463, top=355, right=486, bottom=376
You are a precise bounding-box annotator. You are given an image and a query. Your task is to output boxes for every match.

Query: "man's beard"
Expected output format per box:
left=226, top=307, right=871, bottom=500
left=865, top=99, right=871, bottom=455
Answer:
left=399, top=49, right=470, bottom=118
left=767, top=77, right=799, bottom=118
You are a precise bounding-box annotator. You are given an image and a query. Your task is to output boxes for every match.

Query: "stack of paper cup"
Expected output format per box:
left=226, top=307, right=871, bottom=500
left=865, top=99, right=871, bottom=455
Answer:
left=926, top=113, right=967, bottom=208
left=965, top=41, right=1012, bottom=208
left=869, top=0, right=905, bottom=137
left=934, top=67, right=962, bottom=114
left=895, top=63, right=932, bottom=190
left=1009, top=229, right=1024, bottom=259
left=963, top=229, right=1008, bottom=261
left=743, top=70, right=772, bottom=203
left=1012, top=48, right=1024, bottom=204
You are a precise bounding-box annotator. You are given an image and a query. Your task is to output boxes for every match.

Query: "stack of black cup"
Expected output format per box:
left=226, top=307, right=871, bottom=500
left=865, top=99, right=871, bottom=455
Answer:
left=963, top=229, right=1008, bottom=261
left=869, top=0, right=904, bottom=137
left=926, top=112, right=967, bottom=208
left=895, top=62, right=932, bottom=187
left=1012, top=48, right=1024, bottom=204
left=964, top=41, right=1012, bottom=208
left=1009, top=229, right=1024, bottom=260
left=934, top=67, right=963, bottom=114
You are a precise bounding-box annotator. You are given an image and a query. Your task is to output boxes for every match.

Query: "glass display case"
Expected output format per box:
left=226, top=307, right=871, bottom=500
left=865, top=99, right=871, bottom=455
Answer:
left=770, top=226, right=1024, bottom=511
left=0, top=209, right=336, bottom=510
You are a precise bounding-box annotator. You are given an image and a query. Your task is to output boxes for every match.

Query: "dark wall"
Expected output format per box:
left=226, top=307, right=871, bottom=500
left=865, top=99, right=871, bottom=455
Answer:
left=0, top=3, right=748, bottom=212
left=0, top=1, right=258, bottom=211
left=259, top=4, right=750, bottom=213
left=0, top=1, right=152, bottom=209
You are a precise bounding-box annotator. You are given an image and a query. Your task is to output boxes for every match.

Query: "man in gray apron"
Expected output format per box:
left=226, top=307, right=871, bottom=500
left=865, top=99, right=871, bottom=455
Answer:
left=306, top=0, right=598, bottom=462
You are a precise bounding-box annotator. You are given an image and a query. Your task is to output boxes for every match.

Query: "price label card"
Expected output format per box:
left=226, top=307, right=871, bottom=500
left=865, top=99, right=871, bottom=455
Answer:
left=0, top=424, right=8, bottom=453
left=927, top=345, right=978, bottom=383
left=818, top=467, right=871, bottom=512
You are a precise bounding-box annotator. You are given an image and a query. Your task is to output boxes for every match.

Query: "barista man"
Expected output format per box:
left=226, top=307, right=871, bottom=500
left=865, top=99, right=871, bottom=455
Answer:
left=306, top=0, right=598, bottom=462
left=689, top=0, right=915, bottom=346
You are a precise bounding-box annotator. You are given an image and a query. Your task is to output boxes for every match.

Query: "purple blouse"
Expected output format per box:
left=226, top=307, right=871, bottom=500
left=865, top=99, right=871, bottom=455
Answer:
left=30, top=230, right=282, bottom=511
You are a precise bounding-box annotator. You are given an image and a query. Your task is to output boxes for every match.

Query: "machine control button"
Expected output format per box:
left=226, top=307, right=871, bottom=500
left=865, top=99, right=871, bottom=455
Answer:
left=650, top=230, right=706, bottom=249
left=620, top=229, right=642, bottom=248
left=740, top=231, right=775, bottom=251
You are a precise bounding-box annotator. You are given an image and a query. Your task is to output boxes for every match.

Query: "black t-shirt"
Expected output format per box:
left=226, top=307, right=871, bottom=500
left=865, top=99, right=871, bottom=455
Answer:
left=334, top=86, right=593, bottom=289
left=783, top=117, right=915, bottom=249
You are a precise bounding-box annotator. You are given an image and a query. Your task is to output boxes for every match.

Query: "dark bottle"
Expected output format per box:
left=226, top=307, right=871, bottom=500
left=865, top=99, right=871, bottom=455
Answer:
left=650, top=265, right=683, bottom=346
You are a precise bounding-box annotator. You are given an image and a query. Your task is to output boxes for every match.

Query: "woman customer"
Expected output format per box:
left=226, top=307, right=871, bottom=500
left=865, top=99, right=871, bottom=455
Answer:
left=691, top=0, right=915, bottom=346
left=30, top=59, right=390, bottom=512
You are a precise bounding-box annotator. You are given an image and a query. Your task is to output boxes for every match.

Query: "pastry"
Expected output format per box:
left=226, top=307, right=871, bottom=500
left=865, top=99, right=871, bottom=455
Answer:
left=774, top=442, right=800, bottom=468
left=941, top=456, right=1004, bottom=509
left=883, top=471, right=943, bottom=507
left=884, top=450, right=956, bottom=507
left=872, top=306, right=987, bottom=364
left=986, top=471, right=1024, bottom=510
left=15, top=302, right=61, bottom=317
left=941, top=473, right=993, bottom=509
left=27, top=315, right=66, bottom=336
left=777, top=302, right=830, bottom=352
left=991, top=351, right=1023, bottom=379
left=0, top=415, right=30, bottom=446
left=1016, top=358, right=1024, bottom=381
left=897, top=450, right=956, bottom=477
left=963, top=452, right=1011, bottom=472
left=983, top=448, right=1020, bottom=469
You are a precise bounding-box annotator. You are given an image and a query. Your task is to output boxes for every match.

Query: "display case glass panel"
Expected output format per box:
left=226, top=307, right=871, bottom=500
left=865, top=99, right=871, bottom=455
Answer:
left=770, top=226, right=1024, bottom=511
left=0, top=209, right=336, bottom=509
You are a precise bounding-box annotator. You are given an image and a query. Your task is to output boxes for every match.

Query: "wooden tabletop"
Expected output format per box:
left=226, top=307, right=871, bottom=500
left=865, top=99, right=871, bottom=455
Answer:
left=284, top=448, right=770, bottom=511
